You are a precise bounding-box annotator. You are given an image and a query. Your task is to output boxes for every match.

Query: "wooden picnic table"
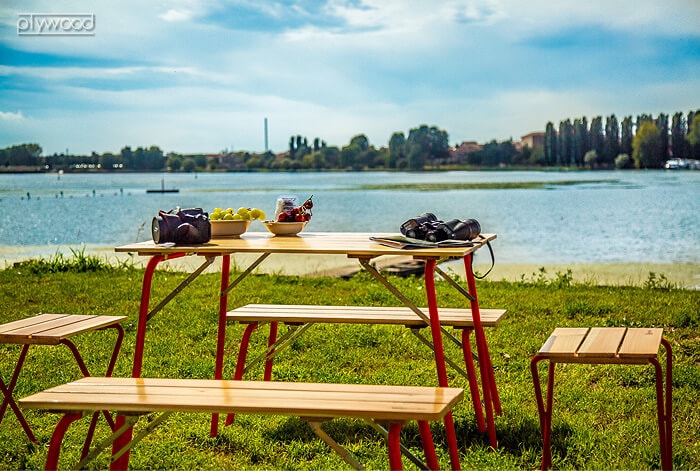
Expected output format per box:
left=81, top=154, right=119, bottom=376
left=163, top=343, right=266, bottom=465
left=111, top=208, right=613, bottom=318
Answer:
left=113, top=231, right=499, bottom=470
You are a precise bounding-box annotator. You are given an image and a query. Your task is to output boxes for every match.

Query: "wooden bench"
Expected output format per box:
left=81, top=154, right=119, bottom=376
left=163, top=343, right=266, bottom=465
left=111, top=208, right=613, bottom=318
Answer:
left=0, top=313, right=126, bottom=448
left=228, top=304, right=506, bottom=379
left=227, top=304, right=505, bottom=436
left=531, top=327, right=672, bottom=470
left=19, top=376, right=464, bottom=471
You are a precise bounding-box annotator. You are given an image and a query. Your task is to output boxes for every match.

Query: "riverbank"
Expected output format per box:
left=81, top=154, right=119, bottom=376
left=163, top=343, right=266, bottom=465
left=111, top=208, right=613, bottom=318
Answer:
left=3, top=245, right=696, bottom=289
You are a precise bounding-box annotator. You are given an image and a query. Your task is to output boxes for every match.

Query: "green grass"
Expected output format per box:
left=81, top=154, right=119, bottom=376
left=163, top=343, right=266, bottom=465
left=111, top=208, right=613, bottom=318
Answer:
left=0, top=259, right=698, bottom=470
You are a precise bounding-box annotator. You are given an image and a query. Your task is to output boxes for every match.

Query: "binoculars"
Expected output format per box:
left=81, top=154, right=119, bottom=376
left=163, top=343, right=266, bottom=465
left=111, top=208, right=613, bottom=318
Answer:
left=152, top=208, right=211, bottom=245
left=401, top=212, right=481, bottom=242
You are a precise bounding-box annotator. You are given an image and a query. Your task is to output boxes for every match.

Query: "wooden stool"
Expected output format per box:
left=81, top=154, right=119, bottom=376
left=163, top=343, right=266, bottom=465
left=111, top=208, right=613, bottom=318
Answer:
left=530, top=327, right=672, bottom=470
left=0, top=313, right=126, bottom=447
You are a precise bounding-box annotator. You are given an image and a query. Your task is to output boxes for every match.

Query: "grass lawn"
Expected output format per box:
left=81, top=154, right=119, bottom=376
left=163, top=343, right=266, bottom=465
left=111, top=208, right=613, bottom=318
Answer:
left=0, top=257, right=698, bottom=470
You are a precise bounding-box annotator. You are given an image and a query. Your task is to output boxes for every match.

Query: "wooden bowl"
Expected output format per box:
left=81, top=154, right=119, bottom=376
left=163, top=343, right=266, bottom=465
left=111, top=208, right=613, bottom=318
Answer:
left=210, top=219, right=251, bottom=237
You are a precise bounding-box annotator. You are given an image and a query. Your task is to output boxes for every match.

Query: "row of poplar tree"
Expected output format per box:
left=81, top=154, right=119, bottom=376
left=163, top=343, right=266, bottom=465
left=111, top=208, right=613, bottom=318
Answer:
left=543, top=110, right=700, bottom=169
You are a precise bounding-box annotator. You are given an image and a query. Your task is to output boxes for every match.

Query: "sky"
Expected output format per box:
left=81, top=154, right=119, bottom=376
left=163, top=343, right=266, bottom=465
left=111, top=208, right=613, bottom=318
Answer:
left=1, top=0, right=699, bottom=156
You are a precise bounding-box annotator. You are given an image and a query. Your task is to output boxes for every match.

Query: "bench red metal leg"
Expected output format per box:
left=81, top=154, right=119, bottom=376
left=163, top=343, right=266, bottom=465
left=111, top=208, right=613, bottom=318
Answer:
left=45, top=413, right=82, bottom=471
left=0, top=345, right=38, bottom=444
left=651, top=339, right=673, bottom=471
left=264, top=322, right=278, bottom=381
left=387, top=422, right=404, bottom=471
left=225, top=323, right=258, bottom=426
left=418, top=420, right=440, bottom=471
left=530, top=356, right=555, bottom=470
left=461, top=328, right=486, bottom=433
left=211, top=254, right=231, bottom=437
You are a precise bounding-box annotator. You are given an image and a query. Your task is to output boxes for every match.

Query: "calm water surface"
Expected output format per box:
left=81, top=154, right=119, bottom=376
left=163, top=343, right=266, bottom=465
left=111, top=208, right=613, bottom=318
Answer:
left=0, top=170, right=698, bottom=265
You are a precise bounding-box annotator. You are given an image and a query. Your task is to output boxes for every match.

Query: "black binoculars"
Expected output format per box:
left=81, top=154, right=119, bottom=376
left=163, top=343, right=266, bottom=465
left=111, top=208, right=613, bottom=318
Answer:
left=152, top=207, right=211, bottom=245
left=401, top=212, right=481, bottom=242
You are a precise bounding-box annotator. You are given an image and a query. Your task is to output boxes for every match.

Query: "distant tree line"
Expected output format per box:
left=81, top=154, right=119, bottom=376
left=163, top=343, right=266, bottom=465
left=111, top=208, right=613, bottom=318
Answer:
left=3, top=111, right=699, bottom=172
left=544, top=110, right=700, bottom=169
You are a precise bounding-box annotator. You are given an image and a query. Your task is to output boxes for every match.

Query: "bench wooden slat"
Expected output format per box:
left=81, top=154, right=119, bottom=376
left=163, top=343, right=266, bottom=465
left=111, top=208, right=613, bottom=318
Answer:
left=536, top=328, right=589, bottom=359
left=227, top=304, right=506, bottom=328
left=617, top=328, right=663, bottom=359
left=0, top=314, right=70, bottom=335
left=0, top=314, right=127, bottom=345
left=20, top=377, right=463, bottom=423
left=577, top=327, right=626, bottom=358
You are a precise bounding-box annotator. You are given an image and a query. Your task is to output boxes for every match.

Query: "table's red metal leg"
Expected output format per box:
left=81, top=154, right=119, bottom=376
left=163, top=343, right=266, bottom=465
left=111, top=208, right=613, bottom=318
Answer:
left=464, top=254, right=499, bottom=447
left=387, top=422, right=404, bottom=471
left=131, top=255, right=164, bottom=378
left=0, top=345, right=38, bottom=443
left=461, top=328, right=486, bottom=433
left=651, top=338, right=673, bottom=471
left=45, top=413, right=82, bottom=471
left=424, top=258, right=461, bottom=471
left=211, top=254, right=231, bottom=437
left=418, top=420, right=440, bottom=470
left=111, top=254, right=162, bottom=471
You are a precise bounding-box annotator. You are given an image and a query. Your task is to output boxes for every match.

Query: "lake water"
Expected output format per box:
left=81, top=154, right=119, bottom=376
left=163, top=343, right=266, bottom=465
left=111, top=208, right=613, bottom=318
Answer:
left=0, top=170, right=698, bottom=268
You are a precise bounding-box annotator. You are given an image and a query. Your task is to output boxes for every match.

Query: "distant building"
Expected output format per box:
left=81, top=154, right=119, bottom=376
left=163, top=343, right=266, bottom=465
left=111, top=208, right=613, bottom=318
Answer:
left=519, top=132, right=545, bottom=149
left=453, top=141, right=482, bottom=154
left=449, top=141, right=483, bottom=164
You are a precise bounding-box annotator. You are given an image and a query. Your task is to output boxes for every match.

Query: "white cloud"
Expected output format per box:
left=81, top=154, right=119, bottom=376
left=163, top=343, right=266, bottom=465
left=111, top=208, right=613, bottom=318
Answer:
left=0, top=110, right=24, bottom=121
left=159, top=9, right=193, bottom=22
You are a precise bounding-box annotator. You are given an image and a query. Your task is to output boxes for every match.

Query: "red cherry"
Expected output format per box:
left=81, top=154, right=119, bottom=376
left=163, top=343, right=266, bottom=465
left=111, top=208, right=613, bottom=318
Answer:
left=303, top=196, right=313, bottom=209
left=304, top=213, right=311, bottom=221
left=295, top=213, right=305, bottom=222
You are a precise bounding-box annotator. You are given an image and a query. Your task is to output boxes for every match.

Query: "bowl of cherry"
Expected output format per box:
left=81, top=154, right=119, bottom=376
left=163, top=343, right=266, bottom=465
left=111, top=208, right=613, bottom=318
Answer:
left=264, top=195, right=313, bottom=236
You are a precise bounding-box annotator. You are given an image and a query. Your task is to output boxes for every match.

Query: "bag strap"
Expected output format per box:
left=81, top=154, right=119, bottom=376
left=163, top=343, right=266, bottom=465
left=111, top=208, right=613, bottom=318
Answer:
left=470, top=237, right=495, bottom=279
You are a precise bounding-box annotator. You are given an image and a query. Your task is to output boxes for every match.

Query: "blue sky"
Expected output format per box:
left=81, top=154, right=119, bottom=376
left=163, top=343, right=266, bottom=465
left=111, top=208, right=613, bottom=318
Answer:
left=1, top=0, right=699, bottom=155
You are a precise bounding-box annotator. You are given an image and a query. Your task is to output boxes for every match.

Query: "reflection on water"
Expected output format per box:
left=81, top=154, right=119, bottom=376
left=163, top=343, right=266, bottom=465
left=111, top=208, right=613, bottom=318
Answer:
left=0, top=170, right=698, bottom=265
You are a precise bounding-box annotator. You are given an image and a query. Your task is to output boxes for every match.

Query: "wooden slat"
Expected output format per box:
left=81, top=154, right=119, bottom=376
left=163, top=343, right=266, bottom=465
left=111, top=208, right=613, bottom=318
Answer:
left=0, top=314, right=127, bottom=345
left=536, top=328, right=589, bottom=359
left=20, top=377, right=464, bottom=423
left=0, top=314, right=70, bottom=335
left=227, top=304, right=506, bottom=328
left=618, top=328, right=663, bottom=359
left=577, top=327, right=626, bottom=359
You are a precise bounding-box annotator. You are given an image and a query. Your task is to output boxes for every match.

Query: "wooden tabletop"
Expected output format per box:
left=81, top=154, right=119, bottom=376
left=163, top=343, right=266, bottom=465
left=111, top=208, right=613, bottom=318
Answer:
left=0, top=314, right=127, bottom=346
left=115, top=232, right=496, bottom=259
left=19, top=376, right=464, bottom=422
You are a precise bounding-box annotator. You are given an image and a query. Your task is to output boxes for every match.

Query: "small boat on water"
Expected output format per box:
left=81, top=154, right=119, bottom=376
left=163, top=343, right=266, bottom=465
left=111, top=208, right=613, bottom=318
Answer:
left=664, top=158, right=700, bottom=170
left=147, top=178, right=179, bottom=193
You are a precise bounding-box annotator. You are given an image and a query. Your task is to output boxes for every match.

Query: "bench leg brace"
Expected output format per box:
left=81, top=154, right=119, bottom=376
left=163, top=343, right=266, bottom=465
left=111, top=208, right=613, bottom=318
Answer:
left=45, top=412, right=169, bottom=471
left=307, top=420, right=365, bottom=470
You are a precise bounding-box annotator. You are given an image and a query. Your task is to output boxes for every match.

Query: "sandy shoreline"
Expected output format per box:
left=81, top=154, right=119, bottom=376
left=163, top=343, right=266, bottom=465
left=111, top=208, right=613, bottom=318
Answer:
left=3, top=246, right=695, bottom=290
